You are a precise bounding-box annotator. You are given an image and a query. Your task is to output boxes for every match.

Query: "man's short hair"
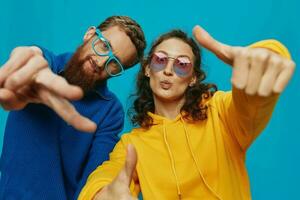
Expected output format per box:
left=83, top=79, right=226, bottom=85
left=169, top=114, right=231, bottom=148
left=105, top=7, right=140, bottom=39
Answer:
left=98, top=16, right=146, bottom=68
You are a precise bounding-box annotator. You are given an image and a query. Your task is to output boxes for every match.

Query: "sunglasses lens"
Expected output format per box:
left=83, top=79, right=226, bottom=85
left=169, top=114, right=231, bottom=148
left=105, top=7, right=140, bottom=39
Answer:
left=150, top=52, right=168, bottom=71
left=174, top=57, right=192, bottom=77
left=150, top=52, right=193, bottom=77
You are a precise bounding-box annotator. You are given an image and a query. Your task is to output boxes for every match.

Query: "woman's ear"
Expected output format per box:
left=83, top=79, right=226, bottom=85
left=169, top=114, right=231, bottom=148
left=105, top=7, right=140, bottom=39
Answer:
left=83, top=26, right=96, bottom=42
left=145, top=65, right=151, bottom=77
left=189, top=75, right=197, bottom=87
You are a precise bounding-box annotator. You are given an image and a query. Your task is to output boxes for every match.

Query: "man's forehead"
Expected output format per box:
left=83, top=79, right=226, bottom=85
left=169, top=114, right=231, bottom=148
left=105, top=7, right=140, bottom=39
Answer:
left=102, top=26, right=137, bottom=66
left=101, top=26, right=128, bottom=49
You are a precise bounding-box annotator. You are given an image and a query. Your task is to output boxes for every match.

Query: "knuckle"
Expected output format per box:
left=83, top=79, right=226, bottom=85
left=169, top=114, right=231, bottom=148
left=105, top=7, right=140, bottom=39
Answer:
left=31, top=55, right=48, bottom=67
left=235, top=48, right=244, bottom=57
left=11, top=47, right=41, bottom=60
left=252, top=50, right=268, bottom=62
left=17, top=47, right=35, bottom=58
left=287, top=60, right=296, bottom=71
left=285, top=62, right=296, bottom=76
left=269, top=55, right=282, bottom=66
left=34, top=69, right=48, bottom=84
left=66, top=111, right=77, bottom=123
left=26, top=48, right=36, bottom=57
left=34, top=74, right=43, bottom=85
left=11, top=46, right=27, bottom=54
left=236, top=49, right=248, bottom=58
left=7, top=75, right=20, bottom=88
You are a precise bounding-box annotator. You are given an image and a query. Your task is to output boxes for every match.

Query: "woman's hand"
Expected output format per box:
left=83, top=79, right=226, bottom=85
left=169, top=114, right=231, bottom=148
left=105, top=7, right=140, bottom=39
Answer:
left=93, top=145, right=138, bottom=200
left=193, top=25, right=295, bottom=97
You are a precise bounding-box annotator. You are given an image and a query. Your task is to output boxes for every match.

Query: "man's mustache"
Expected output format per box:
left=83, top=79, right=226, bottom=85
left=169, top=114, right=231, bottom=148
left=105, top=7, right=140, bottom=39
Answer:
left=82, top=54, right=104, bottom=72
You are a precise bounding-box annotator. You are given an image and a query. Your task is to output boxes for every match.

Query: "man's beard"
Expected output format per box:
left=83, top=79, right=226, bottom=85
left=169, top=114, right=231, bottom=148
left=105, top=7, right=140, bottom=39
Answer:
left=64, top=44, right=102, bottom=94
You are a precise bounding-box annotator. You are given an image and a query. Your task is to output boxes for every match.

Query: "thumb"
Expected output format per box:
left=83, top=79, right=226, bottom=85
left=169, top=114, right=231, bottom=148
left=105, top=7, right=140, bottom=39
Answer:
left=118, top=144, right=137, bottom=186
left=193, top=25, right=234, bottom=65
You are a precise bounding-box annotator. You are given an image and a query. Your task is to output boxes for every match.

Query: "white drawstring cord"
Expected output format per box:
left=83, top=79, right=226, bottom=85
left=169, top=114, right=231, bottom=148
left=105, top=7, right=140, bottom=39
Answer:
left=163, top=123, right=182, bottom=200
left=181, top=117, right=223, bottom=200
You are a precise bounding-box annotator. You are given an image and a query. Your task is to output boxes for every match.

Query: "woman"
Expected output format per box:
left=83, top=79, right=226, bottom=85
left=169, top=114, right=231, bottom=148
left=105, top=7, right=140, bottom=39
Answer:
left=78, top=26, right=294, bottom=200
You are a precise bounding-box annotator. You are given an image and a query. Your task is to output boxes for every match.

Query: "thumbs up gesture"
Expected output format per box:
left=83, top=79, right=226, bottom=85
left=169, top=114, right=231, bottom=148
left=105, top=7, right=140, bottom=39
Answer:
left=93, top=144, right=138, bottom=200
left=193, top=25, right=296, bottom=96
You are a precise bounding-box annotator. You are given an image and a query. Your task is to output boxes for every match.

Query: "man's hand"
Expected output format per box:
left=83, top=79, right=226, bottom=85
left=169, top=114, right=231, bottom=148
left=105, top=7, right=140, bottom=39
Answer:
left=193, top=25, right=296, bottom=97
left=0, top=46, right=96, bottom=132
left=93, top=144, right=138, bottom=200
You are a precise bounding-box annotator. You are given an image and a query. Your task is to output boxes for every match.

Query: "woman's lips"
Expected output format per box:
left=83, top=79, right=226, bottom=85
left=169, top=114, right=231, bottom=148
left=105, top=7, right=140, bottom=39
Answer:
left=160, top=80, right=172, bottom=90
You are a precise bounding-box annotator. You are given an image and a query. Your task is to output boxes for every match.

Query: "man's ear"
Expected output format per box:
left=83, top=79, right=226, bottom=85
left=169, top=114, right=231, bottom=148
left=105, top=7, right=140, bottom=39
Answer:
left=189, top=75, right=197, bottom=87
left=83, top=26, right=96, bottom=42
left=145, top=65, right=151, bottom=77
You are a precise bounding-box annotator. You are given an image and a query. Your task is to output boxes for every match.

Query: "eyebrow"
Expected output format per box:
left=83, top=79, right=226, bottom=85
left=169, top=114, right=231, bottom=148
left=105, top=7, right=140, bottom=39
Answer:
left=156, top=50, right=192, bottom=60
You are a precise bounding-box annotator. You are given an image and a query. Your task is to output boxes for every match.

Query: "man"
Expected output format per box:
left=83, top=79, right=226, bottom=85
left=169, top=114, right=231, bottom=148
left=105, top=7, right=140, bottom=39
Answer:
left=0, top=16, right=146, bottom=200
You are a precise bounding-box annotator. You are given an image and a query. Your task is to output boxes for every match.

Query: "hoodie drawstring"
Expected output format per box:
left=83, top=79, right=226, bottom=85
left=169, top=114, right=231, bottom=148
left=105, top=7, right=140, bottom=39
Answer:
left=181, top=116, right=222, bottom=200
left=163, top=122, right=182, bottom=200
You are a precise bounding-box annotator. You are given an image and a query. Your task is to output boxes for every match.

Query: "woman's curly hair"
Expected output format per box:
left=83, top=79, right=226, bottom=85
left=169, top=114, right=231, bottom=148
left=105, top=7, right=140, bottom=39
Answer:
left=129, top=29, right=217, bottom=128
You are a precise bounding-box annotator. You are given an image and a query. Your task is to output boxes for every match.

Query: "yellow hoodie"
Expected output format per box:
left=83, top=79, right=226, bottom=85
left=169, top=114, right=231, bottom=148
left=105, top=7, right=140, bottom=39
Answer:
left=78, top=40, right=291, bottom=200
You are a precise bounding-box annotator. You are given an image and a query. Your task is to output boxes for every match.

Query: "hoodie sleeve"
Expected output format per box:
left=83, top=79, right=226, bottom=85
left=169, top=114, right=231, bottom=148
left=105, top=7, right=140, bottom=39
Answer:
left=213, top=40, right=291, bottom=151
left=77, top=134, right=140, bottom=200
left=72, top=98, right=124, bottom=200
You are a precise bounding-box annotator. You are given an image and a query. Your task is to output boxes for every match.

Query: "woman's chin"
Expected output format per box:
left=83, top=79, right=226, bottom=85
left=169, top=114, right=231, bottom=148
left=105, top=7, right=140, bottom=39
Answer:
left=154, top=91, right=184, bottom=103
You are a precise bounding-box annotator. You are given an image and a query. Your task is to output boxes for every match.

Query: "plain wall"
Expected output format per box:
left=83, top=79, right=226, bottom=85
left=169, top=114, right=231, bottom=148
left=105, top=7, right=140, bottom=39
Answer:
left=0, top=0, right=299, bottom=199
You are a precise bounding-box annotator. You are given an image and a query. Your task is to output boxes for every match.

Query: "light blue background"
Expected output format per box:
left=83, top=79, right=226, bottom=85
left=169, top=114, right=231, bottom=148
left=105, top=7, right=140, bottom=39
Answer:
left=0, top=0, right=299, bottom=199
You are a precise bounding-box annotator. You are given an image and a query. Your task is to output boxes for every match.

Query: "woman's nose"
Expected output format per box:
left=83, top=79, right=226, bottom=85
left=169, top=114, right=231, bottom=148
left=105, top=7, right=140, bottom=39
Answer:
left=163, top=60, right=174, bottom=76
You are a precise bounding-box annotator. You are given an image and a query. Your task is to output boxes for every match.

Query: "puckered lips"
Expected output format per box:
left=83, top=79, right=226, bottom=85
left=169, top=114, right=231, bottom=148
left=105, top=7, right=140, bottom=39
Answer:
left=160, top=79, right=173, bottom=90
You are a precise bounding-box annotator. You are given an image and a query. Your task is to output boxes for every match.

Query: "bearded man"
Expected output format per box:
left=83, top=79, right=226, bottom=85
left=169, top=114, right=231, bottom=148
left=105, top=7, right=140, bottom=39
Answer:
left=0, top=16, right=146, bottom=200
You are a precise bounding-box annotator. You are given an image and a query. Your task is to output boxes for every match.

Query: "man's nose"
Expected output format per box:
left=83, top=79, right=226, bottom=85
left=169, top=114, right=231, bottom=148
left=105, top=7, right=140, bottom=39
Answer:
left=94, top=56, right=109, bottom=68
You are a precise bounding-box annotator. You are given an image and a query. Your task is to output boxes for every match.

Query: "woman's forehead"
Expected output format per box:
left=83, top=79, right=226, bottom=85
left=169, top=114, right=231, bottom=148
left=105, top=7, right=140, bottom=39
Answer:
left=154, top=38, right=194, bottom=58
